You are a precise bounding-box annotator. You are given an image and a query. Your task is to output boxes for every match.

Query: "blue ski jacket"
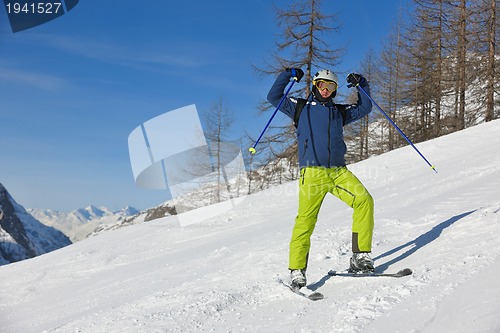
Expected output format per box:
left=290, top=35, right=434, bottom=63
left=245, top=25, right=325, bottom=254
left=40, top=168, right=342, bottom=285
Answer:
left=267, top=70, right=373, bottom=168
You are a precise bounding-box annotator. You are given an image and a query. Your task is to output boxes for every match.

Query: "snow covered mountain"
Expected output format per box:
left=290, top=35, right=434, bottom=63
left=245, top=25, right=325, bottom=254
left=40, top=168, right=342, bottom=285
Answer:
left=28, top=205, right=140, bottom=242
left=0, top=184, right=71, bottom=265
left=1, top=119, right=500, bottom=332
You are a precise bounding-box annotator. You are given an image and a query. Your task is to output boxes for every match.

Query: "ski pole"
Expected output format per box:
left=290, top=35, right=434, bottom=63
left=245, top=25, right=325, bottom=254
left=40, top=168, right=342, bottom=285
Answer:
left=249, top=78, right=297, bottom=154
left=356, top=85, right=437, bottom=173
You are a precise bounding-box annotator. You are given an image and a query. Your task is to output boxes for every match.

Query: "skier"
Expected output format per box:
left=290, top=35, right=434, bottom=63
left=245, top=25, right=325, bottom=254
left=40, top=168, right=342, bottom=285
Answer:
left=267, top=68, right=375, bottom=289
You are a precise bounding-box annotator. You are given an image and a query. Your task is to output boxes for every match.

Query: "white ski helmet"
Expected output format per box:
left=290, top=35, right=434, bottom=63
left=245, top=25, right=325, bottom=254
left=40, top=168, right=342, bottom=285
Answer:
left=313, top=69, right=338, bottom=85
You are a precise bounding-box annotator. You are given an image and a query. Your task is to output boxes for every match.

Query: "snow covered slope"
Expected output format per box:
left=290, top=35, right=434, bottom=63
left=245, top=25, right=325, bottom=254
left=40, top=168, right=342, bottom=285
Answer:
left=1, top=120, right=500, bottom=333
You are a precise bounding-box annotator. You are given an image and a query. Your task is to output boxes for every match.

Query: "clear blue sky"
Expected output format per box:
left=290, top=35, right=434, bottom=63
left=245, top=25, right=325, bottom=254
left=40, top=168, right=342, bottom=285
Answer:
left=0, top=0, right=409, bottom=212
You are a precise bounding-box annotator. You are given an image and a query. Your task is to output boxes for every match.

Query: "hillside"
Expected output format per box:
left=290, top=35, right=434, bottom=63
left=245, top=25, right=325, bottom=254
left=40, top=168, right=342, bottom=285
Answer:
left=1, top=119, right=499, bottom=332
left=0, top=184, right=71, bottom=265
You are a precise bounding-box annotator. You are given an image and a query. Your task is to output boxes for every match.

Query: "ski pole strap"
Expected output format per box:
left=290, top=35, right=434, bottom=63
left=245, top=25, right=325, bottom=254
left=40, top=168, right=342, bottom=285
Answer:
left=356, top=86, right=437, bottom=173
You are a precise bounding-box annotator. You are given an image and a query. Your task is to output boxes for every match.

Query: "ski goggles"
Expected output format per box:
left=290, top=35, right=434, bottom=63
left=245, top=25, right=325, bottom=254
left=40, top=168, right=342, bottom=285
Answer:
left=314, top=79, right=337, bottom=92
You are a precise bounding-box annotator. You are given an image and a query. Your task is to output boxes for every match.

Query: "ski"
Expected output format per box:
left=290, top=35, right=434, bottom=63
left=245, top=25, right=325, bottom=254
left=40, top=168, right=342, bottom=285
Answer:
left=328, top=268, right=412, bottom=278
left=278, top=279, right=324, bottom=301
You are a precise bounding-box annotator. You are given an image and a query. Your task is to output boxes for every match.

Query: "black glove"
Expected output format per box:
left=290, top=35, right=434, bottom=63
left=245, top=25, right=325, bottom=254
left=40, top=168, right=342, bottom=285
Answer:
left=347, top=73, right=366, bottom=88
left=287, top=68, right=304, bottom=83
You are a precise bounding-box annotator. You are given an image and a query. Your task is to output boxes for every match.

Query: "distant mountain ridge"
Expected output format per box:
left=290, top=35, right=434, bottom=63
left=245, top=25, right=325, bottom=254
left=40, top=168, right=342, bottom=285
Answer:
left=0, top=181, right=150, bottom=266
left=28, top=205, right=141, bottom=242
left=0, top=183, right=71, bottom=266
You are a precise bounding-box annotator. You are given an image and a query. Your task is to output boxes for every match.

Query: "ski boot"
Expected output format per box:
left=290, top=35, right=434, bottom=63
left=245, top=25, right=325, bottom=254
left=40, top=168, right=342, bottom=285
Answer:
left=290, top=269, right=307, bottom=289
left=349, top=252, right=375, bottom=273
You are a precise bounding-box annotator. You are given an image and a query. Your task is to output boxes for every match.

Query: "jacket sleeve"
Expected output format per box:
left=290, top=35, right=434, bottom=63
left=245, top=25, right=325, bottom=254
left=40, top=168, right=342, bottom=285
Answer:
left=266, top=70, right=297, bottom=120
left=343, top=84, right=373, bottom=125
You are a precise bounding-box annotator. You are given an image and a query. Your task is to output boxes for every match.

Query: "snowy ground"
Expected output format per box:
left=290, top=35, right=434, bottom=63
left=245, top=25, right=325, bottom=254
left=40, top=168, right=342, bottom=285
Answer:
left=1, top=120, right=500, bottom=333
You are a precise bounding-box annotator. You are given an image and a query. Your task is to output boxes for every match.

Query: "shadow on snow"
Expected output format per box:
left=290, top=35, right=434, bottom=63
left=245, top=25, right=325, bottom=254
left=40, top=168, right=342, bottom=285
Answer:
left=374, top=210, right=476, bottom=272
left=308, top=210, right=475, bottom=291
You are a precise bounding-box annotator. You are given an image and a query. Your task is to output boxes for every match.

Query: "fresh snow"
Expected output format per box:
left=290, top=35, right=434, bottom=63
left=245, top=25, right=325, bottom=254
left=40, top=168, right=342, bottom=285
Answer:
left=1, top=120, right=500, bottom=333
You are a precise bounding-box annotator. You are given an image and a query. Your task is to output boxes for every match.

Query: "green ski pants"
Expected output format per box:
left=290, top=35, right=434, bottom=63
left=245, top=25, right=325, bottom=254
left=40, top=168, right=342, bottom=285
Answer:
left=289, top=166, right=374, bottom=270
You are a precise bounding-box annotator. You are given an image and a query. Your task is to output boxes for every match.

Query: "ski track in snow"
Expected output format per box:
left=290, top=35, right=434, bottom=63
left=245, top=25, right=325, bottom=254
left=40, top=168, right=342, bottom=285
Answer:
left=1, top=120, right=500, bottom=332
